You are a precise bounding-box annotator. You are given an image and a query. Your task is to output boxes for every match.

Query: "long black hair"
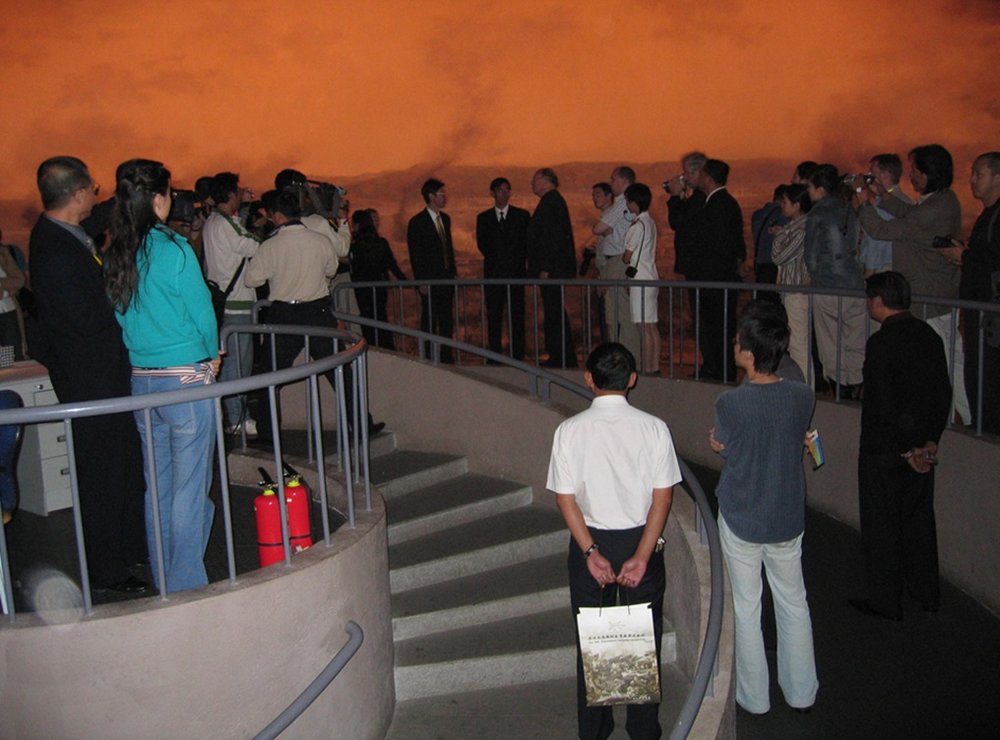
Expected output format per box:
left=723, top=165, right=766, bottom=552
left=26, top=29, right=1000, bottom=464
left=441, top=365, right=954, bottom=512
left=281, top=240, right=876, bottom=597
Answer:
left=105, top=158, right=172, bottom=312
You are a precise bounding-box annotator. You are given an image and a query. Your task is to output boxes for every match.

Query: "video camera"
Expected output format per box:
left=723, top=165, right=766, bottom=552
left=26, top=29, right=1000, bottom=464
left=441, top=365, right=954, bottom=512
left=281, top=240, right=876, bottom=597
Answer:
left=274, top=168, right=347, bottom=220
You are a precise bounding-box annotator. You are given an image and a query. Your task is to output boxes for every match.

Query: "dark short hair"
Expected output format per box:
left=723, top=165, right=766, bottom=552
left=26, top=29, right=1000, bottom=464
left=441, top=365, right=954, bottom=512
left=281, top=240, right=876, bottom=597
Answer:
left=737, top=310, right=789, bottom=375
left=794, top=161, right=818, bottom=181
left=211, top=172, right=240, bottom=205
left=260, top=189, right=281, bottom=215
left=702, top=159, right=730, bottom=186
left=870, top=153, right=902, bottom=183
left=592, top=182, right=613, bottom=197
left=909, top=144, right=953, bottom=193
left=772, top=184, right=788, bottom=201
left=624, top=183, right=652, bottom=213
left=421, top=178, right=445, bottom=202
left=271, top=190, right=302, bottom=219
left=975, top=152, right=1000, bottom=176
left=195, top=175, right=216, bottom=201
left=37, top=155, right=91, bottom=210
left=613, top=166, right=636, bottom=184
left=275, top=168, right=307, bottom=190
left=586, top=342, right=636, bottom=391
left=783, top=183, right=812, bottom=213
left=866, top=270, right=911, bottom=310
left=808, top=164, right=841, bottom=195
left=742, top=297, right=789, bottom=326
left=489, top=177, right=511, bottom=192
left=535, top=168, right=559, bottom=188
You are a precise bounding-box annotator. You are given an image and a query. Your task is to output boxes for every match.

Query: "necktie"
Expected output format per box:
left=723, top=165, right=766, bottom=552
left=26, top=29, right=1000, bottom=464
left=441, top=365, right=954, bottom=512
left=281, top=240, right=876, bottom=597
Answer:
left=499, top=211, right=507, bottom=233
left=437, top=214, right=452, bottom=270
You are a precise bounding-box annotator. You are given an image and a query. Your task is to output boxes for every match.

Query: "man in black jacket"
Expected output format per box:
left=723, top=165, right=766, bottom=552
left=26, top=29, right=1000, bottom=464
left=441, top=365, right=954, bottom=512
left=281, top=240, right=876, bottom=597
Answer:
left=407, top=178, right=456, bottom=363
left=671, top=158, right=746, bottom=380
left=852, top=272, right=951, bottom=620
left=29, top=156, right=148, bottom=594
left=476, top=177, right=530, bottom=360
left=527, top=168, right=577, bottom=368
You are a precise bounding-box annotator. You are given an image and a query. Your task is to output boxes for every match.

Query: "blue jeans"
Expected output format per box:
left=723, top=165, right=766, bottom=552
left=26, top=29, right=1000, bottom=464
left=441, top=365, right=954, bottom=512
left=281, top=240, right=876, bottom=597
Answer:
left=133, top=374, right=216, bottom=594
left=220, top=312, right=254, bottom=426
left=719, top=515, right=818, bottom=714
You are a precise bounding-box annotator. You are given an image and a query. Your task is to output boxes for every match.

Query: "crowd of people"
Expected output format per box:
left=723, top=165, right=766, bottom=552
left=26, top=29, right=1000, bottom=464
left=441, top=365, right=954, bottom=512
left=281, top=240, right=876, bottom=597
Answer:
left=2, top=146, right=997, bottom=634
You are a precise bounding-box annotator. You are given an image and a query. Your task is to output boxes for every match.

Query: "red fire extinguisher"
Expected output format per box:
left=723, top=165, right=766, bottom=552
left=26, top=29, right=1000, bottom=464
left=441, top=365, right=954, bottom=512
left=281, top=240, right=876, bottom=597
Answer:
left=284, top=475, right=313, bottom=554
left=254, top=484, right=284, bottom=568
left=254, top=467, right=314, bottom=568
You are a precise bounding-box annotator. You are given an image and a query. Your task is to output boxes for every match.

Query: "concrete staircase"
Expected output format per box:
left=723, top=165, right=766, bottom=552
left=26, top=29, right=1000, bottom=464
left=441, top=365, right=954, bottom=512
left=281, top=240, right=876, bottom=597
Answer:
left=375, top=431, right=687, bottom=737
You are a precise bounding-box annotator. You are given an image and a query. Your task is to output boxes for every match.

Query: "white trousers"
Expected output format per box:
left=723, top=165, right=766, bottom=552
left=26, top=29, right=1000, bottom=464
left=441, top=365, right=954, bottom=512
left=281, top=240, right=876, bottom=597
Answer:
left=719, top=515, right=819, bottom=714
left=927, top=312, right=970, bottom=425
left=782, top=292, right=813, bottom=386
left=812, top=293, right=866, bottom=386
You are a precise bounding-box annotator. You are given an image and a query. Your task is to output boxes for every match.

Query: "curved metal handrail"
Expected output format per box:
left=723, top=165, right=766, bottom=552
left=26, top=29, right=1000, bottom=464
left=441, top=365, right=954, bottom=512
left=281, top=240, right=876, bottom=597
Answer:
left=253, top=620, right=364, bottom=740
left=0, top=324, right=371, bottom=620
left=329, top=302, right=725, bottom=740
left=336, top=276, right=1000, bottom=437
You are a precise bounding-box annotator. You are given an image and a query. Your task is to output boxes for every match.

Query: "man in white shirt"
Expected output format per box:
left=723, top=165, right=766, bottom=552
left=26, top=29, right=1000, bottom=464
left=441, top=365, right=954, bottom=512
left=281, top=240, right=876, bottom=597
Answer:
left=547, top=342, right=681, bottom=739
left=592, top=166, right=641, bottom=359
left=203, top=172, right=260, bottom=436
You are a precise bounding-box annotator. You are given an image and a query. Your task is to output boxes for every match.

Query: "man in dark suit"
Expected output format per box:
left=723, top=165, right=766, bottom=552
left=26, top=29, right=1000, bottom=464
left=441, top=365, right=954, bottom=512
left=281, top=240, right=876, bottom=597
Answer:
left=407, top=178, right=457, bottom=363
left=28, top=156, right=148, bottom=594
left=853, top=271, right=951, bottom=620
left=674, top=158, right=746, bottom=380
left=476, top=177, right=530, bottom=360
left=527, top=168, right=578, bottom=368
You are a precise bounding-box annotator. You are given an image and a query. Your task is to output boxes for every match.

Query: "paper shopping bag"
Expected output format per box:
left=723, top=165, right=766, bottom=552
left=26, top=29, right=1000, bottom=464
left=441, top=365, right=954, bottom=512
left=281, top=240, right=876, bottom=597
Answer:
left=576, top=602, right=660, bottom=706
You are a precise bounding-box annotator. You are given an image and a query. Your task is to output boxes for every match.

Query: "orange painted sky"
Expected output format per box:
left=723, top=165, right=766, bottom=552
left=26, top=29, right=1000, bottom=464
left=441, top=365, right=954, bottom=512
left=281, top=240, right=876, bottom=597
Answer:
left=1, top=0, right=998, bottom=240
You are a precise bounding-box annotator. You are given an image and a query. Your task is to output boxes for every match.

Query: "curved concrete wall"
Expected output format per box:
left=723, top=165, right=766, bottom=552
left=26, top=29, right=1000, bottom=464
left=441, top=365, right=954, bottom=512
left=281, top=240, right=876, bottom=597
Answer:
left=0, top=475, right=395, bottom=740
left=618, top=375, right=1000, bottom=617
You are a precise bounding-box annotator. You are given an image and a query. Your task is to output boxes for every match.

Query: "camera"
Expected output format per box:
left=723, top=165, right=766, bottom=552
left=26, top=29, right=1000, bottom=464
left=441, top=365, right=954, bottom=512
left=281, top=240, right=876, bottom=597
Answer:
left=932, top=235, right=954, bottom=249
left=274, top=168, right=346, bottom=220
left=842, top=173, right=876, bottom=188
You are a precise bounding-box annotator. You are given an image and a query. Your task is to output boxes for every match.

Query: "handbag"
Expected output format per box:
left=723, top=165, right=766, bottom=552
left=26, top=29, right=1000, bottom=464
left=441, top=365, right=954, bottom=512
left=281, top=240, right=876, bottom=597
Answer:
left=576, top=590, right=660, bottom=706
left=624, top=219, right=646, bottom=279
left=206, top=258, right=246, bottom=326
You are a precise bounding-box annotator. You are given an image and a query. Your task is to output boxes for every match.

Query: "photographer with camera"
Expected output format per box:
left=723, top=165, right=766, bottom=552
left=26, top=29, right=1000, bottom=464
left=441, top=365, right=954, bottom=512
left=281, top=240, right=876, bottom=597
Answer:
left=856, top=154, right=913, bottom=278
left=274, top=169, right=357, bottom=333
left=856, top=145, right=967, bottom=423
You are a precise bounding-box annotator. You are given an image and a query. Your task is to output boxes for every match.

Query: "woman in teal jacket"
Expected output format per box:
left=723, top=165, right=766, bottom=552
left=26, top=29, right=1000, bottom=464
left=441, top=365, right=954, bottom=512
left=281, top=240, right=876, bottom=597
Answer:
left=105, top=158, right=220, bottom=594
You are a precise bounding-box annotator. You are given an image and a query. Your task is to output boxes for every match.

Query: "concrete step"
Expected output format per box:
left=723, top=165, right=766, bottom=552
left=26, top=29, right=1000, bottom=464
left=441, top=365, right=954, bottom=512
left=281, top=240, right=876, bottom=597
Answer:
left=387, top=665, right=692, bottom=739
left=389, top=507, right=567, bottom=592
left=392, top=552, right=568, bottom=639
left=386, top=473, right=533, bottom=545
left=368, top=450, right=469, bottom=498
left=394, top=607, right=677, bottom=700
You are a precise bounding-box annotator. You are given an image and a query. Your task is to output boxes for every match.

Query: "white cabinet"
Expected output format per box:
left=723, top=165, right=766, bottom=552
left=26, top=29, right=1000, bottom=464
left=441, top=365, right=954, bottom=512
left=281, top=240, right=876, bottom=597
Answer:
left=0, top=363, right=71, bottom=515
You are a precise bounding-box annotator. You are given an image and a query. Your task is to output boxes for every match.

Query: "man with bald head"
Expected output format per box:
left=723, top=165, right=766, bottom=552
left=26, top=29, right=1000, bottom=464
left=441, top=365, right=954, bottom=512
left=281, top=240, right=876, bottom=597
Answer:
left=29, top=156, right=148, bottom=594
left=528, top=168, right=578, bottom=368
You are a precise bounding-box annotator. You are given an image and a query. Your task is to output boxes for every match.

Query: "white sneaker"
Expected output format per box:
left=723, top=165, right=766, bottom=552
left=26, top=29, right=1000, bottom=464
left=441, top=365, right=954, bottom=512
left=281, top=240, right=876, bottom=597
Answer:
left=226, top=419, right=258, bottom=437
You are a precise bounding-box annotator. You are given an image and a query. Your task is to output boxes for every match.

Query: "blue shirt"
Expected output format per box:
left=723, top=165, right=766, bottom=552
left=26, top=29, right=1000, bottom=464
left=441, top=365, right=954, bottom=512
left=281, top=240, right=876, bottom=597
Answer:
left=714, top=380, right=815, bottom=543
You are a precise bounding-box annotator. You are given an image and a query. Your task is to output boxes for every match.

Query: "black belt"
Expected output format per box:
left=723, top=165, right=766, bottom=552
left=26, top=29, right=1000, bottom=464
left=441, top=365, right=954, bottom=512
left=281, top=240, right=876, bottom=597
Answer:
left=273, top=297, right=329, bottom=307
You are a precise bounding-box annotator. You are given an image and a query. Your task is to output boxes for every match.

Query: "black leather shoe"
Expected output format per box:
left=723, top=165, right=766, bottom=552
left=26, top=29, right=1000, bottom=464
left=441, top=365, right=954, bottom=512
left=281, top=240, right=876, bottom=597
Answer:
left=368, top=422, right=386, bottom=436
left=848, top=597, right=901, bottom=621
left=96, top=575, right=150, bottom=594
